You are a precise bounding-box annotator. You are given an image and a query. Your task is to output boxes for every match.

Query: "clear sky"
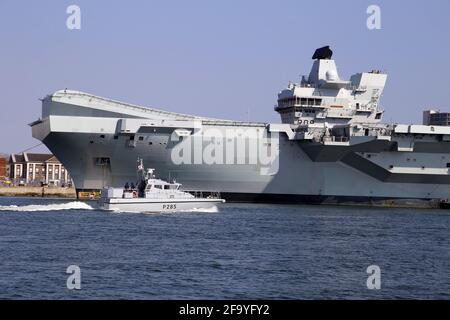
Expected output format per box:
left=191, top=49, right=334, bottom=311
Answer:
left=0, top=0, right=449, bottom=154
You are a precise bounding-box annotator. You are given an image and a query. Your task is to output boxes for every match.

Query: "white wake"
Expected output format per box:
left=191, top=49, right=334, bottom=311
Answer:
left=0, top=201, right=94, bottom=212
left=183, top=205, right=219, bottom=213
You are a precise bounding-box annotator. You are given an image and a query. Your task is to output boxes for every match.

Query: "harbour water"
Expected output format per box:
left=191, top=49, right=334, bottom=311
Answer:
left=0, top=197, right=449, bottom=299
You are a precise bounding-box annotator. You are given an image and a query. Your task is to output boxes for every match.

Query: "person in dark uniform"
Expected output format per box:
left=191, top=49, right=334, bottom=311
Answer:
left=137, top=179, right=146, bottom=198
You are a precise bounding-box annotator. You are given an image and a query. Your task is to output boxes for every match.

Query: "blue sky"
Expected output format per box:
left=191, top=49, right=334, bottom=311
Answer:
left=0, top=0, right=449, bottom=153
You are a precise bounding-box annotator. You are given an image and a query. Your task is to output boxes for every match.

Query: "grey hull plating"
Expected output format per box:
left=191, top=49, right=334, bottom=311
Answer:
left=40, top=129, right=450, bottom=209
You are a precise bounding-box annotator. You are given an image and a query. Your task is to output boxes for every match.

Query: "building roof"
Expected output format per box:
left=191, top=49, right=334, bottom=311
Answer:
left=10, top=153, right=59, bottom=164
left=11, top=154, right=24, bottom=163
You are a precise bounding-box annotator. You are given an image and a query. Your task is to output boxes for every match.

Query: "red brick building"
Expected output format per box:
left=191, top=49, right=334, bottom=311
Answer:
left=9, top=153, right=72, bottom=186
left=0, top=154, right=7, bottom=180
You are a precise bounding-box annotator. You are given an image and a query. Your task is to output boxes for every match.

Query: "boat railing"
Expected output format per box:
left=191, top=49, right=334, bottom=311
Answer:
left=186, top=190, right=222, bottom=199
left=207, top=191, right=222, bottom=199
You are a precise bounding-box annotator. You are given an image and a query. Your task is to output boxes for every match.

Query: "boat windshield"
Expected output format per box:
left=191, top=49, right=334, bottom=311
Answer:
left=145, top=181, right=181, bottom=191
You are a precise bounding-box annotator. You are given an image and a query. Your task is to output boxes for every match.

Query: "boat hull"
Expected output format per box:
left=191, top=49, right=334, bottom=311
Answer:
left=99, top=198, right=224, bottom=212
left=38, top=128, right=450, bottom=208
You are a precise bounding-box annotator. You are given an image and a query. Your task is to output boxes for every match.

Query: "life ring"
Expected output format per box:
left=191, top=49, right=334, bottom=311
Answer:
left=132, top=190, right=138, bottom=198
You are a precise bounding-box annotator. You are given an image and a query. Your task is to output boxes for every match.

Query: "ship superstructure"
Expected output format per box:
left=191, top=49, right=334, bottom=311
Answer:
left=276, top=46, right=385, bottom=126
left=31, top=46, right=450, bottom=207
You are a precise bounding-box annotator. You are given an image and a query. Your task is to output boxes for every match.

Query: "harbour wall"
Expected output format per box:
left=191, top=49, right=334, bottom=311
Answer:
left=0, top=187, right=76, bottom=198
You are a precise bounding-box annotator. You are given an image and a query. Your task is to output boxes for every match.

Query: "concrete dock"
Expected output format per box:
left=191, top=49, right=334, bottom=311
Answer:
left=0, top=186, right=76, bottom=198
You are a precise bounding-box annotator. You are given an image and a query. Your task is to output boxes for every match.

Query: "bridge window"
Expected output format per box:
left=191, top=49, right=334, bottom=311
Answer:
left=297, top=98, right=322, bottom=106
left=278, top=97, right=322, bottom=107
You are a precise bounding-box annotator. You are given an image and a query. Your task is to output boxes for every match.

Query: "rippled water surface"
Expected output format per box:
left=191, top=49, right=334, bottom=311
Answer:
left=0, top=197, right=449, bottom=299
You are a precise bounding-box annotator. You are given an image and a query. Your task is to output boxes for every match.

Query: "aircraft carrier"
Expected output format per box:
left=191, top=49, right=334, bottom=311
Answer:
left=31, top=46, right=450, bottom=207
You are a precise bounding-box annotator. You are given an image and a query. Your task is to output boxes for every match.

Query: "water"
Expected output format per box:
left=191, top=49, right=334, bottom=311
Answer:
left=0, top=197, right=449, bottom=300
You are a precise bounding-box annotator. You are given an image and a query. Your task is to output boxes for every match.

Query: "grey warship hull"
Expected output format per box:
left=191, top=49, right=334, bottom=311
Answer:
left=32, top=106, right=450, bottom=208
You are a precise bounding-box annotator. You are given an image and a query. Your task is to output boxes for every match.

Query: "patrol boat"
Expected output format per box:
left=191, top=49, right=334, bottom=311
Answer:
left=99, top=159, right=225, bottom=212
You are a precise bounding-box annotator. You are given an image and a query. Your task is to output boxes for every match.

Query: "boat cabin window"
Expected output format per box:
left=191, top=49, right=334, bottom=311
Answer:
left=164, top=185, right=170, bottom=190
